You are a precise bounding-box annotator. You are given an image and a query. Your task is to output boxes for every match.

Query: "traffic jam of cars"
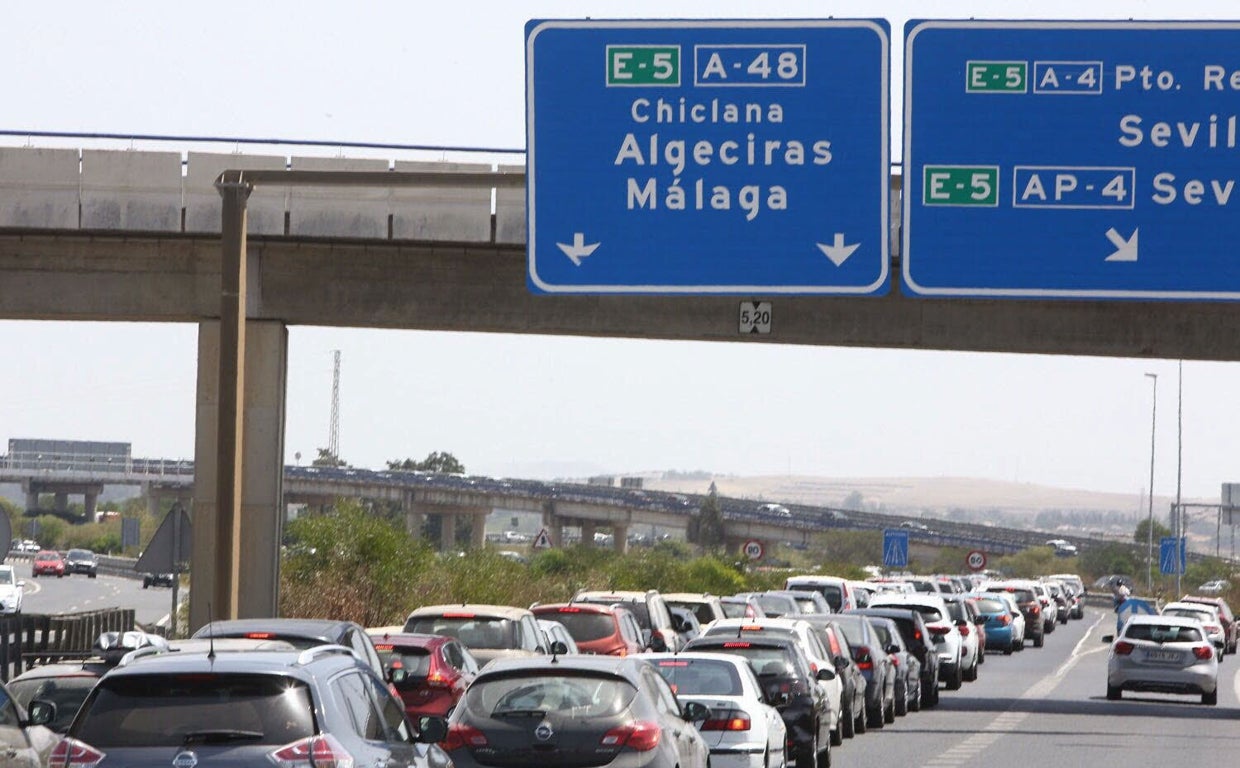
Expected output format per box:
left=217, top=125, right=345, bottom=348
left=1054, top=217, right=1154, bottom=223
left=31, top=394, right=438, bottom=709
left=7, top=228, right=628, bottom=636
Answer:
left=5, top=567, right=1195, bottom=768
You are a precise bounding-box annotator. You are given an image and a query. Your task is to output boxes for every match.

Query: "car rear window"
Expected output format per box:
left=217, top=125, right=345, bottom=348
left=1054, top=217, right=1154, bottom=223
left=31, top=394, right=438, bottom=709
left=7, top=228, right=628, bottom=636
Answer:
left=667, top=601, right=718, bottom=627
left=465, top=673, right=633, bottom=717
left=538, top=611, right=617, bottom=643
left=404, top=616, right=517, bottom=650
left=374, top=646, right=432, bottom=677
left=650, top=658, right=742, bottom=696
left=832, top=618, right=866, bottom=647
left=720, top=601, right=751, bottom=619
left=1125, top=623, right=1204, bottom=643
left=9, top=675, right=97, bottom=733
left=975, top=598, right=1008, bottom=614
left=74, top=673, right=315, bottom=747
left=575, top=598, right=651, bottom=630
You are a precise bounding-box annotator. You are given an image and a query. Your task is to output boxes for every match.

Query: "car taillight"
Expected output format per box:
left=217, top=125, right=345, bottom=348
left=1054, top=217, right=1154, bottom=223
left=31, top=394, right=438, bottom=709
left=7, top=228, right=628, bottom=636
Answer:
left=1113, top=641, right=1135, bottom=656
left=601, top=721, right=661, bottom=751
left=890, top=655, right=901, bottom=667
left=268, top=734, right=354, bottom=768
left=701, top=710, right=751, bottom=731
left=1193, top=646, right=1214, bottom=660
left=426, top=654, right=456, bottom=689
left=50, top=738, right=105, bottom=768
left=996, top=614, right=1011, bottom=626
left=442, top=724, right=489, bottom=752
left=958, top=625, right=970, bottom=637
left=1205, top=625, right=1221, bottom=635
left=927, top=626, right=951, bottom=636
left=1029, top=605, right=1040, bottom=615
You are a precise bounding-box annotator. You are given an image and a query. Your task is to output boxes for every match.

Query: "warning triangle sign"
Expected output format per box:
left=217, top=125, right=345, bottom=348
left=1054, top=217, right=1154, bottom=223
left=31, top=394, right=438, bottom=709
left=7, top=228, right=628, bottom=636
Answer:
left=532, top=528, right=553, bottom=549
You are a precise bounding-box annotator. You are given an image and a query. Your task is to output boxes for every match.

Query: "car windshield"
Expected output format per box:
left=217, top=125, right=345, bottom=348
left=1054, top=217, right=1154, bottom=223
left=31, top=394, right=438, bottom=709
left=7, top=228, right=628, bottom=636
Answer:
left=650, top=658, right=742, bottom=696
left=539, top=611, right=617, bottom=642
left=465, top=673, right=632, bottom=717
left=404, top=616, right=516, bottom=650
left=69, top=550, right=91, bottom=559
left=74, top=673, right=315, bottom=747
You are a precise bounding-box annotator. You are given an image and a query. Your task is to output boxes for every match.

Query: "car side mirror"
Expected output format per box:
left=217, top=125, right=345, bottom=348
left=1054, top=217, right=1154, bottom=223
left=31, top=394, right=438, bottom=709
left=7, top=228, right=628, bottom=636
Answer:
left=682, top=701, right=710, bottom=722
left=649, top=633, right=668, bottom=652
left=24, top=699, right=55, bottom=727
left=16, top=580, right=25, bottom=588
left=671, top=615, right=687, bottom=632
left=549, top=640, right=568, bottom=655
left=832, top=654, right=850, bottom=670
left=1102, top=634, right=1114, bottom=644
left=886, top=644, right=901, bottom=656
left=975, top=617, right=987, bottom=626
left=815, top=667, right=837, bottom=682
left=415, top=715, right=448, bottom=744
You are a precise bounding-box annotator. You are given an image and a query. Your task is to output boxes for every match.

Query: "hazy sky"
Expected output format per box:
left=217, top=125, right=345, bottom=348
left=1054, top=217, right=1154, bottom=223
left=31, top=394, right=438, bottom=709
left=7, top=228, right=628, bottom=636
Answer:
left=3, top=1, right=1237, bottom=501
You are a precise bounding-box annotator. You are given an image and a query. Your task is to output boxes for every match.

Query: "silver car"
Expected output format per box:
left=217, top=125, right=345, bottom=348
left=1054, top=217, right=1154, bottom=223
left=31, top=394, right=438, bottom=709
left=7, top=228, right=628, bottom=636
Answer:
left=1105, top=614, right=1219, bottom=705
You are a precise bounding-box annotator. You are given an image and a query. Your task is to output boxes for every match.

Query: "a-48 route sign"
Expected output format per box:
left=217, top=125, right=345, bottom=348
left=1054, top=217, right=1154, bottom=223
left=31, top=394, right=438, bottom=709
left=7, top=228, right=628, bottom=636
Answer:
left=904, top=21, right=1240, bottom=299
left=526, top=19, right=890, bottom=294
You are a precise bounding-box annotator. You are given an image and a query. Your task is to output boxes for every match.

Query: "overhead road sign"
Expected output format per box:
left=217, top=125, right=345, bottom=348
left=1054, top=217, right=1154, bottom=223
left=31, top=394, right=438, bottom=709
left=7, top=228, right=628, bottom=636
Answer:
left=903, top=21, right=1240, bottom=299
left=526, top=19, right=891, bottom=295
left=882, top=529, right=909, bottom=568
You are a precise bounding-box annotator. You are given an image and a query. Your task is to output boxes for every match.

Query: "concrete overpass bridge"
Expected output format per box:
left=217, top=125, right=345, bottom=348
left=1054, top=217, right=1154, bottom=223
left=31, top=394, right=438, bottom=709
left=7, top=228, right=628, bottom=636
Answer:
left=1, top=140, right=1226, bottom=629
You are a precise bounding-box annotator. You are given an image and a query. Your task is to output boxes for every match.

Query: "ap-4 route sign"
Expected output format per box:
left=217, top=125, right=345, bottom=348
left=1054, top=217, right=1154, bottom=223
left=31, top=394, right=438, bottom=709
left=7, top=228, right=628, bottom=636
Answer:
left=904, top=21, right=1240, bottom=299
left=526, top=20, right=890, bottom=294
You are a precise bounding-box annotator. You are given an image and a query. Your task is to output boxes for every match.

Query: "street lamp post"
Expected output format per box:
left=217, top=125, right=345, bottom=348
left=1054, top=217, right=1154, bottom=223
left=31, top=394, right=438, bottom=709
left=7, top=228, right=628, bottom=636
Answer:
left=1145, top=372, right=1158, bottom=594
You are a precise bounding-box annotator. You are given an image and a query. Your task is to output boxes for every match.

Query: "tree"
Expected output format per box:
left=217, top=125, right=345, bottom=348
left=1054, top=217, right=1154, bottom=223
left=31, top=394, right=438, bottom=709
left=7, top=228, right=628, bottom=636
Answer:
left=1133, top=518, right=1172, bottom=545
left=690, top=483, right=726, bottom=550
left=386, top=452, right=465, bottom=474
left=311, top=448, right=348, bottom=467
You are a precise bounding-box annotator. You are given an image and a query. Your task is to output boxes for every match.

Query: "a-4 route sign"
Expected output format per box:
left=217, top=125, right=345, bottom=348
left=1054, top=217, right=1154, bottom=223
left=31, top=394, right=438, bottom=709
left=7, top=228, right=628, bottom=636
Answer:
left=904, top=21, right=1240, bottom=299
left=526, top=19, right=890, bottom=294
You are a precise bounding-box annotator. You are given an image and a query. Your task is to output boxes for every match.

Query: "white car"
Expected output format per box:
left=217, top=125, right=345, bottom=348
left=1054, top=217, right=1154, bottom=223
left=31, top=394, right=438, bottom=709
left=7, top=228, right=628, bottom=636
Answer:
left=536, top=619, right=579, bottom=654
left=1161, top=602, right=1226, bottom=659
left=1106, top=614, right=1218, bottom=705
left=867, top=594, right=965, bottom=690
left=0, top=565, right=26, bottom=615
left=643, top=652, right=788, bottom=768
left=942, top=596, right=982, bottom=681
left=700, top=618, right=845, bottom=745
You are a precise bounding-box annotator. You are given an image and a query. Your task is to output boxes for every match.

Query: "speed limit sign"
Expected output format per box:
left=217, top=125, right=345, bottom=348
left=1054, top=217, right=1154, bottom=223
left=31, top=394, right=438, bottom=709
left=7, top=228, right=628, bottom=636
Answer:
left=742, top=540, right=765, bottom=560
left=966, top=550, right=987, bottom=572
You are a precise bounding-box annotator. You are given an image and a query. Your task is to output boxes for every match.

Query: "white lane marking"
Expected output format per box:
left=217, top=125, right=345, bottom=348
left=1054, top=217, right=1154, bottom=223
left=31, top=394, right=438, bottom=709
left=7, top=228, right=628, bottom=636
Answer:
left=920, top=612, right=1108, bottom=768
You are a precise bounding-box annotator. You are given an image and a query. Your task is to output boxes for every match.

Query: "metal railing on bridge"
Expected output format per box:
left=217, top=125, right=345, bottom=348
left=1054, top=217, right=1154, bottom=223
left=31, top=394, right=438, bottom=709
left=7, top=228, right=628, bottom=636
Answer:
left=0, top=608, right=135, bottom=682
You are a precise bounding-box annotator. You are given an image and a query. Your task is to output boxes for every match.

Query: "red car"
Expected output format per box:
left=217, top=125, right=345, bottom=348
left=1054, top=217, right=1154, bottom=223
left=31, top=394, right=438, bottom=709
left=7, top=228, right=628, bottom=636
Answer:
left=31, top=550, right=64, bottom=578
left=369, top=631, right=479, bottom=718
left=530, top=603, right=646, bottom=656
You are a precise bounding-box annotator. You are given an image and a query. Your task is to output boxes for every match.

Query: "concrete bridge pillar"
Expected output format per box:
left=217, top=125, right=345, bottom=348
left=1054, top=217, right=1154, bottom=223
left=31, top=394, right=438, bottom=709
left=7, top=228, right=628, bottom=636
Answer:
left=84, top=493, right=98, bottom=521
left=542, top=502, right=563, bottom=547
left=612, top=524, right=629, bottom=554
left=403, top=493, right=426, bottom=541
left=471, top=511, right=487, bottom=549
left=24, top=490, right=37, bottom=514
left=581, top=522, right=597, bottom=548
left=189, top=319, right=288, bottom=632
left=440, top=514, right=457, bottom=551
left=53, top=493, right=68, bottom=513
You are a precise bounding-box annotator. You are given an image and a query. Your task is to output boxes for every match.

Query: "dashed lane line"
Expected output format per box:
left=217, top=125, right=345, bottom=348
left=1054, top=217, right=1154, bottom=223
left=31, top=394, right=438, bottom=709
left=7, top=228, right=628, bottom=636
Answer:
left=920, top=612, right=1106, bottom=768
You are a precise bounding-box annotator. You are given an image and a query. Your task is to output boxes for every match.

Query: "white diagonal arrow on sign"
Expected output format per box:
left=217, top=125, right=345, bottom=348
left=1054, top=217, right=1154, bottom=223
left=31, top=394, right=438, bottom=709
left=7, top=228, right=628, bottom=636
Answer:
left=556, top=232, right=600, bottom=266
left=1104, top=227, right=1138, bottom=262
left=816, top=233, right=860, bottom=266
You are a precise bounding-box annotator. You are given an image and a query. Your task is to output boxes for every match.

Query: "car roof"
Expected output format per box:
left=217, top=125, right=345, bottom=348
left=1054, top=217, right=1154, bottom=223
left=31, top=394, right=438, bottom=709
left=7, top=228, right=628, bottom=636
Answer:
left=661, top=593, right=721, bottom=603
left=708, top=617, right=806, bottom=631
left=1126, top=614, right=1205, bottom=627
left=366, top=631, right=451, bottom=648
left=102, top=646, right=361, bottom=677
left=475, top=653, right=645, bottom=683
left=638, top=651, right=754, bottom=671
left=166, top=638, right=297, bottom=653
left=1163, top=602, right=1218, bottom=613
left=192, top=617, right=361, bottom=641
left=10, top=662, right=109, bottom=681
left=407, top=604, right=533, bottom=620
left=532, top=602, right=625, bottom=616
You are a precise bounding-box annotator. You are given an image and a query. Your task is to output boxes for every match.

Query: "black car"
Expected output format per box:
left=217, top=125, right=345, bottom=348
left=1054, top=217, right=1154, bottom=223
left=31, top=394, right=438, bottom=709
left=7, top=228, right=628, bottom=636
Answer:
left=848, top=607, right=941, bottom=707
left=830, top=613, right=897, bottom=728
left=54, top=646, right=448, bottom=768
left=141, top=572, right=175, bottom=589
left=442, top=654, right=711, bottom=768
left=684, top=634, right=834, bottom=768
left=64, top=549, right=98, bottom=578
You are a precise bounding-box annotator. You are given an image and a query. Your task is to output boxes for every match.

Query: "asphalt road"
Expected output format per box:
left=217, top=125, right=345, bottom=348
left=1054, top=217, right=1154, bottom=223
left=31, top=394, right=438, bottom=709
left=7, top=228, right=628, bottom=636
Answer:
left=10, top=560, right=178, bottom=628
left=828, top=607, right=1240, bottom=767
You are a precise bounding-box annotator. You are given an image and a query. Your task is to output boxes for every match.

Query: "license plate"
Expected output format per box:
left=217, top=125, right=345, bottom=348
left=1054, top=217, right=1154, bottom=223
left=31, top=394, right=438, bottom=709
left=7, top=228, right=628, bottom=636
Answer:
left=1145, top=649, right=1180, bottom=662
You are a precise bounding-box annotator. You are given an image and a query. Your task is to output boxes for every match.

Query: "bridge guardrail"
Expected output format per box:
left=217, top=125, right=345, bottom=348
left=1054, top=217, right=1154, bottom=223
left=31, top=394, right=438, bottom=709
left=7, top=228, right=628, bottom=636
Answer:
left=0, top=608, right=135, bottom=682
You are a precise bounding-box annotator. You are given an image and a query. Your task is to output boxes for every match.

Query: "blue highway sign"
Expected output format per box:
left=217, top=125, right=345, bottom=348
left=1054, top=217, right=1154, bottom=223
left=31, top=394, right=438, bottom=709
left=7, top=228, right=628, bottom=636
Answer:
left=1159, top=535, right=1186, bottom=575
left=904, top=21, right=1240, bottom=299
left=883, top=529, right=909, bottom=568
left=526, top=20, right=890, bottom=294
